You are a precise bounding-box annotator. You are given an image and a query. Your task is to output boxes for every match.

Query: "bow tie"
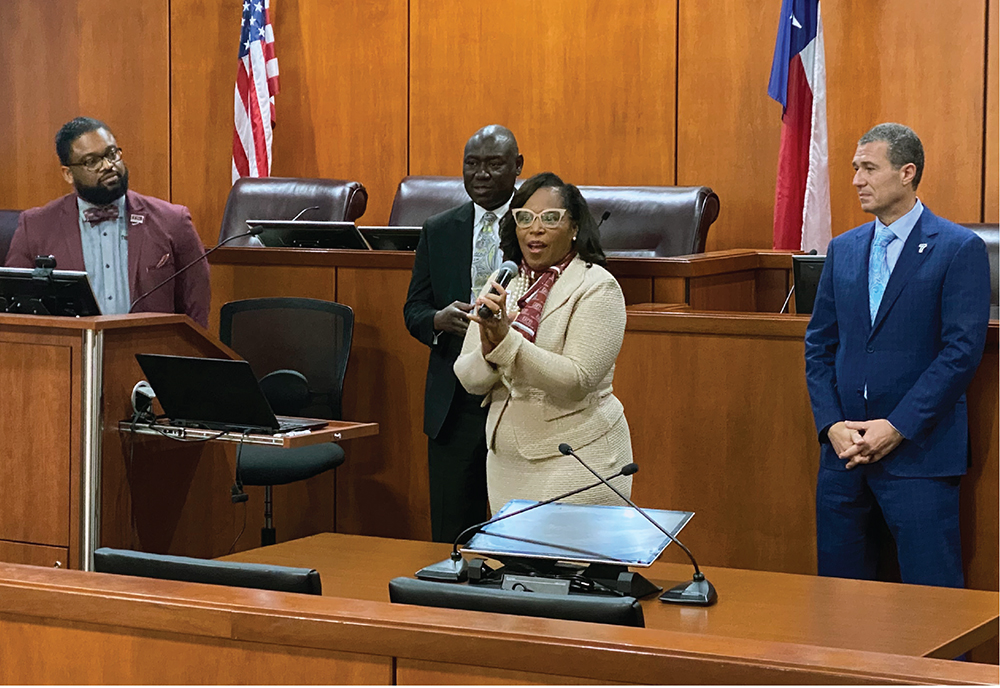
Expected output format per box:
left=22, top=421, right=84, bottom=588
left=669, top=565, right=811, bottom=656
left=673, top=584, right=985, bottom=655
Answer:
left=83, top=205, right=119, bottom=224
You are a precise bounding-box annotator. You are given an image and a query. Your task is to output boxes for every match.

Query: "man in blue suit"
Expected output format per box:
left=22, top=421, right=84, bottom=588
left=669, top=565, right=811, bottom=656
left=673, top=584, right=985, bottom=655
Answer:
left=805, top=123, right=991, bottom=587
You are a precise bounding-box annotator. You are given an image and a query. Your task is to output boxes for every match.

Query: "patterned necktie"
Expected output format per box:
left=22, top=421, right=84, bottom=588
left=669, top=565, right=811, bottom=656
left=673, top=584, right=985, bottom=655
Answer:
left=868, top=225, right=895, bottom=323
left=83, top=205, right=119, bottom=224
left=471, top=211, right=499, bottom=298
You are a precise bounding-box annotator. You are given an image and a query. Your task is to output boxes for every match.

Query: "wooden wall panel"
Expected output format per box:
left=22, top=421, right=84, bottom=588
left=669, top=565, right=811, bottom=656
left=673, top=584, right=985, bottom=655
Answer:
left=0, top=0, right=169, bottom=210
left=0, top=341, right=73, bottom=547
left=679, top=0, right=989, bottom=251
left=676, top=1, right=781, bottom=252
left=170, top=0, right=408, bottom=248
left=987, top=0, right=998, bottom=222
left=409, top=1, right=676, bottom=188
left=824, top=0, right=987, bottom=232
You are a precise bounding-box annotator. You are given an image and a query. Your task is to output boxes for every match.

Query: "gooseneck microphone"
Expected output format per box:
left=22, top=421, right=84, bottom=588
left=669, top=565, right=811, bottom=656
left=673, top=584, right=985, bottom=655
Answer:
left=476, top=260, right=520, bottom=319
left=558, top=443, right=717, bottom=606
left=128, top=227, right=265, bottom=314
left=415, top=462, right=638, bottom=582
left=597, top=210, right=611, bottom=228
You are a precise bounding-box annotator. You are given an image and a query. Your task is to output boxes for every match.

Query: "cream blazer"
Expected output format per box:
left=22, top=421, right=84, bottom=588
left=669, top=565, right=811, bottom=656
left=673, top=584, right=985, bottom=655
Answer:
left=454, top=257, right=627, bottom=460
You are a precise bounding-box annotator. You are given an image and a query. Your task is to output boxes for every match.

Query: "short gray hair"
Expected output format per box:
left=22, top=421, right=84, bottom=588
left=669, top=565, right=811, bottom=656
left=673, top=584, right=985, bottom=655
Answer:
left=858, top=123, right=924, bottom=190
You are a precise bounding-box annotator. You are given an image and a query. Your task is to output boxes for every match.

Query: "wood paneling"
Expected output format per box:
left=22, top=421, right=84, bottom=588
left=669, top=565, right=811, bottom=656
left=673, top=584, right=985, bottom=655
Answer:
left=0, top=542, right=68, bottom=569
left=677, top=1, right=781, bottom=251
left=336, top=267, right=431, bottom=539
left=986, top=0, right=999, bottom=222
left=824, top=0, right=987, bottom=232
left=0, top=339, right=74, bottom=546
left=397, top=659, right=620, bottom=685
left=170, top=0, right=408, bottom=248
left=0, top=616, right=391, bottom=685
left=409, top=1, right=677, bottom=187
left=679, top=0, right=990, bottom=250
left=0, top=0, right=169, bottom=210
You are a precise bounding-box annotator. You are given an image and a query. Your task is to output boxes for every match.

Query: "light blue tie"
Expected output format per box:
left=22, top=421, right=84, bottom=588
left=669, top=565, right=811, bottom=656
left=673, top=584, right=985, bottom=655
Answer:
left=868, top=226, right=895, bottom=323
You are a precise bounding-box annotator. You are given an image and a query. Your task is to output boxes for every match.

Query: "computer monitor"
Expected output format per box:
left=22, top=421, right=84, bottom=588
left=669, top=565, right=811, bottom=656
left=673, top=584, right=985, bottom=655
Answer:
left=0, top=267, right=101, bottom=317
left=792, top=254, right=826, bottom=315
left=358, top=226, right=422, bottom=251
left=388, top=577, right=644, bottom=627
left=249, top=219, right=371, bottom=250
left=94, top=548, right=322, bottom=595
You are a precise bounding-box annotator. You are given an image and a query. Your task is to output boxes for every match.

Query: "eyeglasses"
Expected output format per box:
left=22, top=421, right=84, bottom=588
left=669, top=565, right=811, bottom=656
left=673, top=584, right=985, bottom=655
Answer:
left=67, top=146, right=124, bottom=172
left=512, top=208, right=568, bottom=228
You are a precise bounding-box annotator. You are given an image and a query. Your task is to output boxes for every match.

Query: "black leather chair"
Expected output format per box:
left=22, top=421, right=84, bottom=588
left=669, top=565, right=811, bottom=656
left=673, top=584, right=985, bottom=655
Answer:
left=218, top=177, right=368, bottom=245
left=219, top=297, right=354, bottom=546
left=0, top=209, right=22, bottom=265
left=387, top=176, right=719, bottom=256
left=961, top=223, right=999, bottom=319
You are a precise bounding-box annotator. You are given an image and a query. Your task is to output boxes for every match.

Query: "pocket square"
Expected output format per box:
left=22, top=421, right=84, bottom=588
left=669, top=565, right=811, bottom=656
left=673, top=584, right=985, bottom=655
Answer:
left=154, top=253, right=171, bottom=269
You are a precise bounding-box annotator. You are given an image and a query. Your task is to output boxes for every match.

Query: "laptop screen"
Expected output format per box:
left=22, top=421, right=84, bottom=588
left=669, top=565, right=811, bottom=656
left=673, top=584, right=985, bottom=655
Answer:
left=135, top=354, right=281, bottom=432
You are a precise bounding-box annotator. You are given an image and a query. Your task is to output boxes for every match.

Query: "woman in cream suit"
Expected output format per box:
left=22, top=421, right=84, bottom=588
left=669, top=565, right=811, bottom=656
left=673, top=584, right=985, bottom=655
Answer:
left=454, top=172, right=633, bottom=512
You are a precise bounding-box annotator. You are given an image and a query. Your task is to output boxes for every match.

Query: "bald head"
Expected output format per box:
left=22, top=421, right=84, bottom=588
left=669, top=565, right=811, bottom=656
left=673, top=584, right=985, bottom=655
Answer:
left=463, top=124, right=523, bottom=210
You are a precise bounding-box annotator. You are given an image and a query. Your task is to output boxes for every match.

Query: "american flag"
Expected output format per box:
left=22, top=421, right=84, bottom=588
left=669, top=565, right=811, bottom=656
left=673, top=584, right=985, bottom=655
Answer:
left=768, top=0, right=831, bottom=252
left=232, top=0, right=280, bottom=183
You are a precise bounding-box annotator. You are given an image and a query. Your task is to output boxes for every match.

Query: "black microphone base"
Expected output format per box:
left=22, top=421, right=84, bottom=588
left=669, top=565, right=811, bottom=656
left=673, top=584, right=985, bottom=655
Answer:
left=658, top=575, right=718, bottom=606
left=415, top=552, right=468, bottom=583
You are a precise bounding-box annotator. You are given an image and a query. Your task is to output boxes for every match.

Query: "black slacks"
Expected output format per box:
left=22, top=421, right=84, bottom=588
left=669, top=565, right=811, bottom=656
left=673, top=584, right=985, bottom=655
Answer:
left=427, top=388, right=488, bottom=543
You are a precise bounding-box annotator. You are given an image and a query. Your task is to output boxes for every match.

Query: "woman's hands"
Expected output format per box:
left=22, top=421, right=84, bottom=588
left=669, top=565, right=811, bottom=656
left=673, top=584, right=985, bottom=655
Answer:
left=468, top=279, right=511, bottom=355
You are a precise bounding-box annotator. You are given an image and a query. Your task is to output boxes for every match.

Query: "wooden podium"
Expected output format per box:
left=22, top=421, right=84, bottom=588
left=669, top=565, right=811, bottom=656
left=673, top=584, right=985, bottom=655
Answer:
left=0, top=312, right=371, bottom=571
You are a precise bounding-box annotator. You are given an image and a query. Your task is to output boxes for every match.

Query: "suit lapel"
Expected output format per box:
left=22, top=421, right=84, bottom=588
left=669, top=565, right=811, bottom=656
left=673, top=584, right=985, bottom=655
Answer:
left=849, top=224, right=875, bottom=339
left=869, top=208, right=937, bottom=338
left=57, top=194, right=87, bottom=268
left=447, top=202, right=474, bottom=302
left=538, top=258, right=586, bottom=325
left=125, top=191, right=148, bottom=299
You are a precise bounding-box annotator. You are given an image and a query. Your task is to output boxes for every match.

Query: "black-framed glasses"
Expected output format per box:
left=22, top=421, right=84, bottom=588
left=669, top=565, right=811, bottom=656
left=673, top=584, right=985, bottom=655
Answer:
left=512, top=208, right=568, bottom=229
left=67, top=146, right=124, bottom=172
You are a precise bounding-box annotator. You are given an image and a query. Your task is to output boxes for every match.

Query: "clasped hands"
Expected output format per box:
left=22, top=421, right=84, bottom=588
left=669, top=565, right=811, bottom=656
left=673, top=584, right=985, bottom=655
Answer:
left=827, top=419, right=903, bottom=469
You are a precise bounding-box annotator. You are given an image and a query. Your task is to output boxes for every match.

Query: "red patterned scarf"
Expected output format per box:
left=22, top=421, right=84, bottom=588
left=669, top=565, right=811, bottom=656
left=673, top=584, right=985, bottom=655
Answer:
left=511, top=252, right=576, bottom=342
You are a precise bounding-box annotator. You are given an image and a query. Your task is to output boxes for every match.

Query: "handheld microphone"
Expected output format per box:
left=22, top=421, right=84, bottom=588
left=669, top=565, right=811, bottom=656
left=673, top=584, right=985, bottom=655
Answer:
left=779, top=248, right=818, bottom=314
left=558, top=443, right=717, bottom=606
left=415, top=462, right=638, bottom=583
left=128, top=226, right=264, bottom=315
left=476, top=260, right=520, bottom=320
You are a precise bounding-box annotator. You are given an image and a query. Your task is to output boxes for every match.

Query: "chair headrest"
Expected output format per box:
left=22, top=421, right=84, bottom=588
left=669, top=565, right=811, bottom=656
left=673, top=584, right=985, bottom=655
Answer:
left=218, top=177, right=368, bottom=245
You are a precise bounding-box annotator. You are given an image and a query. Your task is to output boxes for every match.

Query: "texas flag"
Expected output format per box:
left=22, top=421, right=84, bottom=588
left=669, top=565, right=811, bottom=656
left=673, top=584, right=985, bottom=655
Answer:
left=768, top=0, right=831, bottom=252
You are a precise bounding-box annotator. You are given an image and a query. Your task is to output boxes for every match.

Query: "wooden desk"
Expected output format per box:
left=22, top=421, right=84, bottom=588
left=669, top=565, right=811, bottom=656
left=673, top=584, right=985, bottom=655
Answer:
left=223, top=532, right=998, bottom=661
left=1, top=555, right=996, bottom=685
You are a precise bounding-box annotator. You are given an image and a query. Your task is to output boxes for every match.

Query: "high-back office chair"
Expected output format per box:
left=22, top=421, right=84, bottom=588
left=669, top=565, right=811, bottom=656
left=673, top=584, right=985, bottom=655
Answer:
left=219, top=297, right=354, bottom=546
left=960, top=223, right=999, bottom=319
left=218, top=177, right=369, bottom=246
left=387, top=176, right=719, bottom=256
left=0, top=209, right=22, bottom=265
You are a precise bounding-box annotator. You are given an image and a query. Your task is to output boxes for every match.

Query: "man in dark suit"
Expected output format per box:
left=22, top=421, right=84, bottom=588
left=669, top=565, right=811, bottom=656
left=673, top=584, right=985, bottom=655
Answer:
left=6, top=117, right=210, bottom=327
left=404, top=125, right=523, bottom=542
left=805, top=123, right=990, bottom=587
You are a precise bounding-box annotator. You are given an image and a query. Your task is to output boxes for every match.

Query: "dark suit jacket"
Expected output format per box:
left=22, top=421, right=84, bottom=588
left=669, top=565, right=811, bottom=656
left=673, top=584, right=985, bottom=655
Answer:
left=5, top=190, right=211, bottom=327
left=804, top=207, right=991, bottom=477
left=403, top=202, right=476, bottom=439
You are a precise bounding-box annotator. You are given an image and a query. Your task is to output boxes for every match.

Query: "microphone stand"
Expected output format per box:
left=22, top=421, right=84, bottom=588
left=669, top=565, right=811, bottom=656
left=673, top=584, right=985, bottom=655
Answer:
left=416, top=465, right=637, bottom=584
left=128, top=228, right=263, bottom=314
left=559, top=444, right=717, bottom=606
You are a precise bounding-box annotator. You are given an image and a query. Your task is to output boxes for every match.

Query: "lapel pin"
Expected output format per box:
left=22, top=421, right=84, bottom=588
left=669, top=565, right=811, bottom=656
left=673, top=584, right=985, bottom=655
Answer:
left=130, top=214, right=145, bottom=225
left=918, top=243, right=927, bottom=254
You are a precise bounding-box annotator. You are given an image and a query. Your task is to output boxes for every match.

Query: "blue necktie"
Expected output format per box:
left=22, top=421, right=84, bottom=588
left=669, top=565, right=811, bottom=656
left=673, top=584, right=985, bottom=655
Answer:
left=868, top=226, right=895, bottom=323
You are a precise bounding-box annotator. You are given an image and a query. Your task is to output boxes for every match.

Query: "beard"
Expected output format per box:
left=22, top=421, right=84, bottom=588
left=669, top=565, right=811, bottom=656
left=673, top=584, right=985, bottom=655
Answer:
left=74, top=166, right=129, bottom=206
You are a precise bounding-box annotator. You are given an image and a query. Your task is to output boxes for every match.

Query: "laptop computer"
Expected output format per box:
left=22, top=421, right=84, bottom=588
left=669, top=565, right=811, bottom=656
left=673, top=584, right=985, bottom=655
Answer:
left=135, top=353, right=328, bottom=434
left=358, top=226, right=422, bottom=251
left=248, top=219, right=372, bottom=250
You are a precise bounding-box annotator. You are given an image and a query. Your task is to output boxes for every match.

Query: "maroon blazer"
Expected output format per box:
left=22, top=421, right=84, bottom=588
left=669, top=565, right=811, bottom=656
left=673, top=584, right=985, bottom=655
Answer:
left=5, top=190, right=210, bottom=327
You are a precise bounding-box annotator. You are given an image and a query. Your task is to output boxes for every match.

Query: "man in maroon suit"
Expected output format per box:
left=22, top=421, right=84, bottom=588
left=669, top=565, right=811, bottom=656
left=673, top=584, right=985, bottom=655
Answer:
left=5, top=117, right=210, bottom=327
